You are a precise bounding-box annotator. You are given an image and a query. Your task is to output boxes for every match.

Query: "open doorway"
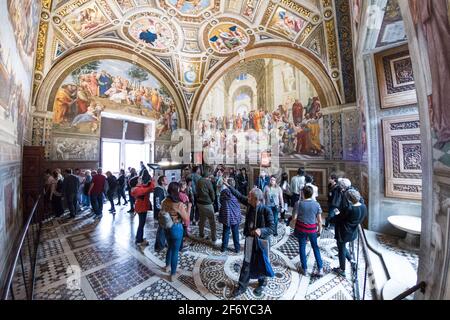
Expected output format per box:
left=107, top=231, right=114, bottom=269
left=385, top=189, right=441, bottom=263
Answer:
left=100, top=116, right=154, bottom=174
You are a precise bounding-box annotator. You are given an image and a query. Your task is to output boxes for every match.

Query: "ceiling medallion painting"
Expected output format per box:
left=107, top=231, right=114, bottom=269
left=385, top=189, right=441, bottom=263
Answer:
left=158, top=0, right=220, bottom=21
left=166, top=0, right=213, bottom=15
left=268, top=6, right=308, bottom=40
left=123, top=12, right=179, bottom=53
left=207, top=23, right=250, bottom=54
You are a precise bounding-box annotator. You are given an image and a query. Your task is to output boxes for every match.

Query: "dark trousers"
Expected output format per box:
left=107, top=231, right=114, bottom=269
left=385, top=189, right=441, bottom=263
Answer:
left=222, top=224, right=240, bottom=253
left=117, top=187, right=127, bottom=204
left=238, top=260, right=266, bottom=290
left=136, top=212, right=147, bottom=243
left=269, top=206, right=279, bottom=236
left=52, top=196, right=64, bottom=217
left=66, top=193, right=78, bottom=217
left=325, top=207, right=337, bottom=228
left=337, top=241, right=352, bottom=271
left=90, top=193, right=104, bottom=216
left=291, top=193, right=300, bottom=207
left=190, top=195, right=199, bottom=222
left=129, top=191, right=135, bottom=211
left=155, top=225, right=167, bottom=251
left=107, top=191, right=115, bottom=211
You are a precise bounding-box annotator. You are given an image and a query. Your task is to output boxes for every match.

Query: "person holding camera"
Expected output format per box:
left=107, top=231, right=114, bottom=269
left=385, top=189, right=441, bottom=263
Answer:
left=264, top=176, right=284, bottom=237
left=293, top=185, right=324, bottom=277
left=131, top=177, right=156, bottom=248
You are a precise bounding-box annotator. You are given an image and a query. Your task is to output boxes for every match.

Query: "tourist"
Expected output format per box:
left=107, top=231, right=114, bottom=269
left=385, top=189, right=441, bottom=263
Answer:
left=186, top=177, right=196, bottom=226
left=154, top=175, right=168, bottom=252
left=131, top=177, right=156, bottom=248
left=127, top=168, right=138, bottom=214
left=236, top=168, right=249, bottom=196
left=264, top=176, right=284, bottom=237
left=326, top=174, right=342, bottom=229
left=63, top=169, right=80, bottom=219
left=214, top=167, right=224, bottom=212
left=294, top=186, right=324, bottom=276
left=74, top=169, right=84, bottom=210
left=179, top=180, right=192, bottom=249
left=226, top=186, right=275, bottom=297
left=106, top=171, right=118, bottom=214
left=332, top=189, right=367, bottom=277
left=290, top=168, right=305, bottom=206
left=161, top=182, right=189, bottom=282
left=44, top=169, right=56, bottom=215
left=218, top=178, right=241, bottom=254
left=88, top=168, right=107, bottom=219
left=255, top=170, right=270, bottom=191
left=188, top=166, right=201, bottom=225
left=82, top=170, right=92, bottom=209
left=280, top=172, right=291, bottom=221
left=139, top=161, right=151, bottom=184
left=196, top=168, right=219, bottom=245
left=116, top=169, right=128, bottom=206
left=305, top=175, right=319, bottom=201
left=50, top=170, right=64, bottom=217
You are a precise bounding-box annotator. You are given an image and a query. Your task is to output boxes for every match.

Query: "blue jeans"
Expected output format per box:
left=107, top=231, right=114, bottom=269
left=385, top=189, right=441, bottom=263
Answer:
left=270, top=206, right=279, bottom=235
left=222, top=224, right=240, bottom=253
left=165, top=223, right=184, bottom=275
left=82, top=194, right=90, bottom=207
left=295, top=231, right=323, bottom=271
left=155, top=225, right=167, bottom=251
left=337, top=241, right=352, bottom=271
left=90, top=193, right=103, bottom=216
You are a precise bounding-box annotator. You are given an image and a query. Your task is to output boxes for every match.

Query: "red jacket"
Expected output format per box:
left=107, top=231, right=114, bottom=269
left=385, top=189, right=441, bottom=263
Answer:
left=131, top=180, right=156, bottom=213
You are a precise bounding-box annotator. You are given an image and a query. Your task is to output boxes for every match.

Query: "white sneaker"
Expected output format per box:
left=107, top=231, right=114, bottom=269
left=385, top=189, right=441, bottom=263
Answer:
left=211, top=239, right=221, bottom=246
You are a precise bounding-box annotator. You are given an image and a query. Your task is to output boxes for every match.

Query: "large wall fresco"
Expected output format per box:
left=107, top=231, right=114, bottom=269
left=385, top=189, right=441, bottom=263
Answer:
left=199, top=58, right=323, bottom=164
left=0, top=0, right=40, bottom=288
left=49, top=59, right=179, bottom=143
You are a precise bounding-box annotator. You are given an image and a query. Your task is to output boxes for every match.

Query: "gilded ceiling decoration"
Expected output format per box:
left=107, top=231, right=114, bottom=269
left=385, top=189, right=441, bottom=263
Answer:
left=33, top=0, right=354, bottom=113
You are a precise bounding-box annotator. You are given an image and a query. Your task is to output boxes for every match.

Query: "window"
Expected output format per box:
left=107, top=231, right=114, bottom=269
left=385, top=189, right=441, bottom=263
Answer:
left=125, top=143, right=150, bottom=171
left=102, top=142, right=121, bottom=173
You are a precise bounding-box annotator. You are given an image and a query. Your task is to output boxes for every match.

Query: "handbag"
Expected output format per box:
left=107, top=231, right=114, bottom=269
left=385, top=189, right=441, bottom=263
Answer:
left=158, top=211, right=174, bottom=230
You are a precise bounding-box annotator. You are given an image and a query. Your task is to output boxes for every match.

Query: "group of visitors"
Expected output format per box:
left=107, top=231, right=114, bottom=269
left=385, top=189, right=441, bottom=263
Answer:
left=43, top=163, right=367, bottom=297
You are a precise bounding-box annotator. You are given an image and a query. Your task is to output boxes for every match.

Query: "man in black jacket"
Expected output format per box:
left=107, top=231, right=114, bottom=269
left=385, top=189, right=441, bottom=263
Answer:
left=236, top=168, right=249, bottom=196
left=63, top=169, right=80, bottom=218
left=226, top=183, right=275, bottom=297
left=106, top=172, right=118, bottom=214
left=325, top=174, right=342, bottom=229
left=116, top=169, right=128, bottom=206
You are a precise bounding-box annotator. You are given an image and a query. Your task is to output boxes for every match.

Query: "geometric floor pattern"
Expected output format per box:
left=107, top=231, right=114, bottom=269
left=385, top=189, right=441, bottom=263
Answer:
left=29, top=203, right=375, bottom=300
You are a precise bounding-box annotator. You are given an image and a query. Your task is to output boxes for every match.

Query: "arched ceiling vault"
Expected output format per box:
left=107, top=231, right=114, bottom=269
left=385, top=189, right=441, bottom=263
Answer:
left=34, top=0, right=355, bottom=129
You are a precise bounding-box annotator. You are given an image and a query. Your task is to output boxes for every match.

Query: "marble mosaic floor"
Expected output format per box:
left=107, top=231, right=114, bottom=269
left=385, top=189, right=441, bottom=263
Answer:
left=23, top=204, right=375, bottom=300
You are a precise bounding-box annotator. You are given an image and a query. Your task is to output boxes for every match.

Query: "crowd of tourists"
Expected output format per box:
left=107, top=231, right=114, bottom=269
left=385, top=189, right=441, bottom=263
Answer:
left=43, top=163, right=366, bottom=297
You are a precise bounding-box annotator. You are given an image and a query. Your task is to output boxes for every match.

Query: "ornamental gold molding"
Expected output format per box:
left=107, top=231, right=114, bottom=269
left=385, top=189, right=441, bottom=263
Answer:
left=325, top=18, right=339, bottom=69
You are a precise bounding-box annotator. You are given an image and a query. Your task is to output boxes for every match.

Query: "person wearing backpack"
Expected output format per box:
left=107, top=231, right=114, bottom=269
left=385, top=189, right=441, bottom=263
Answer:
left=161, top=182, right=189, bottom=282
left=131, top=177, right=156, bottom=248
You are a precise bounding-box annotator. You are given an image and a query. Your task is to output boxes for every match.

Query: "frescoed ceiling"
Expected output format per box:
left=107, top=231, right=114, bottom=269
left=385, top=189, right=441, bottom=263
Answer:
left=34, top=0, right=355, bottom=122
